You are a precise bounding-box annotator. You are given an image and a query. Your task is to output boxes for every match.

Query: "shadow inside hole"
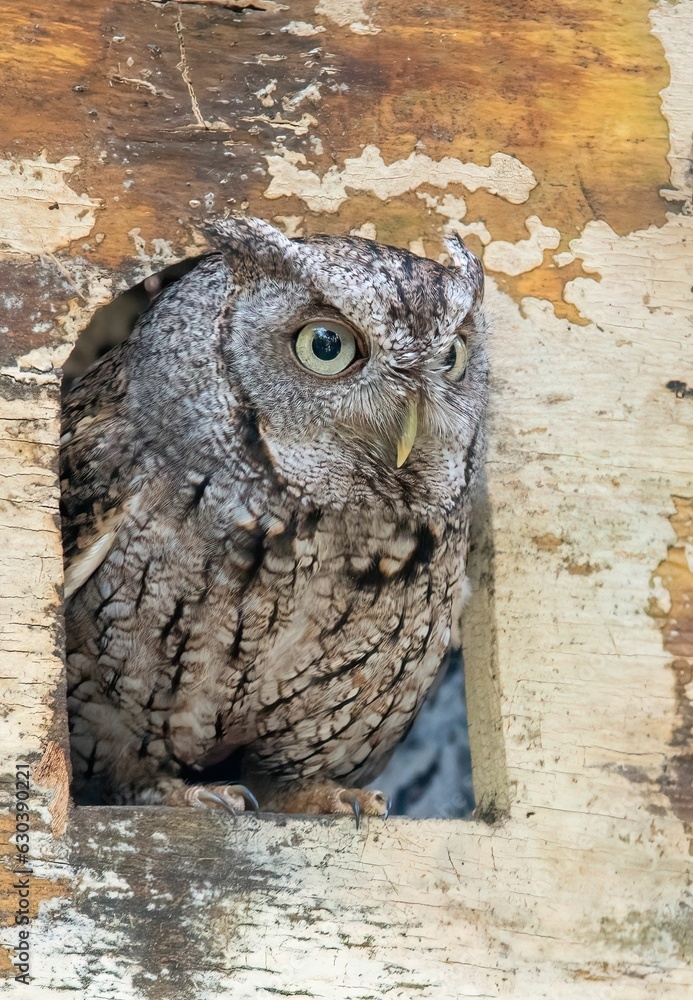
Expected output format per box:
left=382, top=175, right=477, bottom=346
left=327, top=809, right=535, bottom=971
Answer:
left=370, top=648, right=474, bottom=818
left=61, top=255, right=205, bottom=395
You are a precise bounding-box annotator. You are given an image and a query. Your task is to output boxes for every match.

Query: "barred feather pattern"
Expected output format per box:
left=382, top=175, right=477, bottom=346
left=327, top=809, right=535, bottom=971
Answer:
left=62, top=218, right=487, bottom=813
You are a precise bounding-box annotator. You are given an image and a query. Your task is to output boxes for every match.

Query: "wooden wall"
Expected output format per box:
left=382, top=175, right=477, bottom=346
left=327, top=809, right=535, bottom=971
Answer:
left=1, top=1, right=692, bottom=996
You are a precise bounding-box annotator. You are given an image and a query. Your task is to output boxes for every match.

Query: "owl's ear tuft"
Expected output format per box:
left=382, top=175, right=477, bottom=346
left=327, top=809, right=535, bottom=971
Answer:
left=203, top=216, right=296, bottom=270
left=444, top=233, right=484, bottom=305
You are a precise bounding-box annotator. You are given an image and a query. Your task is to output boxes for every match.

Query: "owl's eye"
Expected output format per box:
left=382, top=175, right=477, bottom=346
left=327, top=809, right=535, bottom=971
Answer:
left=443, top=336, right=468, bottom=382
left=294, top=319, right=359, bottom=377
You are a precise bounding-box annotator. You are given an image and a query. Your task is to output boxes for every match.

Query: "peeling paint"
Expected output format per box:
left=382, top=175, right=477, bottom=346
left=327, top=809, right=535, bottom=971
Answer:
left=284, top=82, right=322, bottom=108
left=349, top=221, right=377, bottom=239
left=408, top=238, right=426, bottom=257
left=0, top=259, right=115, bottom=385
left=254, top=80, right=277, bottom=107
left=651, top=2, right=693, bottom=205
left=281, top=20, right=326, bottom=37
left=564, top=216, right=693, bottom=329
left=418, top=192, right=493, bottom=246
left=273, top=214, right=305, bottom=237
left=484, top=216, right=560, bottom=276
left=78, top=869, right=134, bottom=898
left=25, top=896, right=147, bottom=997
left=315, top=0, right=380, bottom=35
left=0, top=154, right=100, bottom=257
left=264, top=144, right=537, bottom=212
left=242, top=110, right=317, bottom=135
left=128, top=229, right=178, bottom=269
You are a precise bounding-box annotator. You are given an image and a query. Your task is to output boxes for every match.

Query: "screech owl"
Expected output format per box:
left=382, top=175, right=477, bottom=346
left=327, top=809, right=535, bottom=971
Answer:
left=61, top=217, right=487, bottom=822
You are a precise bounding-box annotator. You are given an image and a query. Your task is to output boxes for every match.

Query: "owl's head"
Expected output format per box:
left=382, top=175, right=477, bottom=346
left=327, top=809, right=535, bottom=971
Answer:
left=121, top=218, right=484, bottom=519
left=204, top=217, right=487, bottom=515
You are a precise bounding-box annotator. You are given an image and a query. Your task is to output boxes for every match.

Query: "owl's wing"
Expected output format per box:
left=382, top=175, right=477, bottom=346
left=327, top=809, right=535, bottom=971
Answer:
left=61, top=254, right=233, bottom=604
left=60, top=346, right=136, bottom=601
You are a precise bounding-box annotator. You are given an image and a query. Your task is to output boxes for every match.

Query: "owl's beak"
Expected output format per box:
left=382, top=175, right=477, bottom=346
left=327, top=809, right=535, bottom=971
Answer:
left=396, top=399, right=418, bottom=468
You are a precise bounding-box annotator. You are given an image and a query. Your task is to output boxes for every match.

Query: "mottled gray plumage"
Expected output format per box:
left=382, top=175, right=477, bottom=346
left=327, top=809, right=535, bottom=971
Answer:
left=61, top=217, right=487, bottom=818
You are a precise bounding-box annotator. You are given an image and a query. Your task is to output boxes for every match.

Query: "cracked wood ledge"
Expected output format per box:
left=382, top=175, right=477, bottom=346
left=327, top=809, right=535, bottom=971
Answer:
left=1, top=1, right=692, bottom=997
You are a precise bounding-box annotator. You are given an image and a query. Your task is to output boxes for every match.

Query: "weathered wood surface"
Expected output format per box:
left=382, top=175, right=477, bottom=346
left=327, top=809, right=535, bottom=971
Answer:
left=1, top=1, right=692, bottom=996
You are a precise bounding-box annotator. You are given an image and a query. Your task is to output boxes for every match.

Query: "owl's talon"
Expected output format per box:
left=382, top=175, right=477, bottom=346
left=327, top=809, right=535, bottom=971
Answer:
left=175, top=782, right=258, bottom=814
left=195, top=789, right=238, bottom=814
left=261, top=782, right=390, bottom=822
left=225, top=783, right=260, bottom=812
left=339, top=790, right=361, bottom=830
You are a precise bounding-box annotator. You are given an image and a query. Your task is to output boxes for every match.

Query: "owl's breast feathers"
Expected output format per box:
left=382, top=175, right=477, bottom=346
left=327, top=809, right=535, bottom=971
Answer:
left=64, top=416, right=467, bottom=785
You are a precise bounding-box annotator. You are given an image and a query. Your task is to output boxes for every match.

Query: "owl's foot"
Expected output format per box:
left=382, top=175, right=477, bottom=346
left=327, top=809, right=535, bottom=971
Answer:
left=163, top=782, right=259, bottom=814
left=336, top=788, right=391, bottom=830
left=263, top=782, right=391, bottom=829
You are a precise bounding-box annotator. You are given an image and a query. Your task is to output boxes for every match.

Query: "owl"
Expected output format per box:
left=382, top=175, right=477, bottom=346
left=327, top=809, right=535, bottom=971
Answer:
left=61, top=217, right=487, bottom=823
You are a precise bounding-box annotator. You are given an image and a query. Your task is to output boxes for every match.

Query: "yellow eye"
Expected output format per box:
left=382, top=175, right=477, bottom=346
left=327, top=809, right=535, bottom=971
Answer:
left=443, top=336, right=468, bottom=382
left=294, top=319, right=358, bottom=377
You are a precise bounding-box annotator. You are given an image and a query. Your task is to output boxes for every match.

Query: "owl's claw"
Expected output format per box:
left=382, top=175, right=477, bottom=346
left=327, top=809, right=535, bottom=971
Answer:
left=333, top=788, right=391, bottom=828
left=177, top=782, right=259, bottom=814
left=339, top=790, right=361, bottom=830
left=196, top=789, right=239, bottom=814
left=259, top=782, right=391, bottom=824
left=227, top=784, right=260, bottom=812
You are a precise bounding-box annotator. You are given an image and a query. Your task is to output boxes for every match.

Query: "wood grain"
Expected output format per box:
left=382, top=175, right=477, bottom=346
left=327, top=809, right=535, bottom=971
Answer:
left=1, top=0, right=691, bottom=996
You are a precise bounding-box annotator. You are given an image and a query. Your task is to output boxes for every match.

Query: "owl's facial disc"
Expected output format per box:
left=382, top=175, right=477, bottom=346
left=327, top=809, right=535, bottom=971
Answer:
left=291, top=315, right=423, bottom=469
left=288, top=316, right=471, bottom=469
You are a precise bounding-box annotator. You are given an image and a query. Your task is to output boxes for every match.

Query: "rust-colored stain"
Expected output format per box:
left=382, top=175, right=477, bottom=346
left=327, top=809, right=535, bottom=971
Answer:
left=533, top=532, right=563, bottom=551
left=0, top=0, right=671, bottom=358
left=0, top=754, right=71, bottom=976
left=0, top=808, right=71, bottom=962
left=531, top=533, right=601, bottom=576
left=564, top=559, right=599, bottom=576
left=649, top=498, right=693, bottom=823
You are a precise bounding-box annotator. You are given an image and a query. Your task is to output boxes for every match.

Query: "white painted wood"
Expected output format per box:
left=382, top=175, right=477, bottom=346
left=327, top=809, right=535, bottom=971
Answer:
left=0, top=1, right=692, bottom=996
